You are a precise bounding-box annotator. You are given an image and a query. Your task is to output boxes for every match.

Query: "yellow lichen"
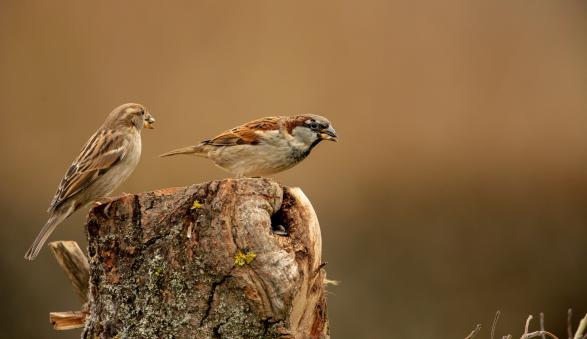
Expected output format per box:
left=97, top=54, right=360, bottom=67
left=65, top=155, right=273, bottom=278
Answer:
left=190, top=200, right=203, bottom=209
left=234, top=250, right=256, bottom=267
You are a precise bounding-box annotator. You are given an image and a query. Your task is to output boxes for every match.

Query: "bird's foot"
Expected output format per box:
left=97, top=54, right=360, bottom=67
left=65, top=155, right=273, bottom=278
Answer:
left=92, top=197, right=117, bottom=216
left=92, top=197, right=116, bottom=207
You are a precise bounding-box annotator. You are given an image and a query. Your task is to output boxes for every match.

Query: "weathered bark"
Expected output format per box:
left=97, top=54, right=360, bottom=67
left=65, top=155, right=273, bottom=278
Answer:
left=82, top=178, right=329, bottom=338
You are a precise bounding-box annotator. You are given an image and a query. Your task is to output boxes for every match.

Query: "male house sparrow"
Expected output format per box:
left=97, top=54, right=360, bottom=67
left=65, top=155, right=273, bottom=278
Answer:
left=24, top=103, right=155, bottom=260
left=160, top=114, right=337, bottom=177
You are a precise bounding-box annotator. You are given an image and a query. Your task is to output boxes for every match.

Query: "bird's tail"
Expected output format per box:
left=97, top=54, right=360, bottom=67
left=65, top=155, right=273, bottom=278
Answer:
left=160, top=145, right=207, bottom=158
left=24, top=205, right=73, bottom=261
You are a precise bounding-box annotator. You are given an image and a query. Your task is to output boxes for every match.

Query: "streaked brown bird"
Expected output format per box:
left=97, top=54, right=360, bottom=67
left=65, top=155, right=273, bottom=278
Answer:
left=160, top=114, right=337, bottom=177
left=24, top=103, right=155, bottom=260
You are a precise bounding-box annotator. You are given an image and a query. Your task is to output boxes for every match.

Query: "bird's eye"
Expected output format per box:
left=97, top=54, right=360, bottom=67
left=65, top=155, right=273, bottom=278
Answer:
left=308, top=121, right=319, bottom=129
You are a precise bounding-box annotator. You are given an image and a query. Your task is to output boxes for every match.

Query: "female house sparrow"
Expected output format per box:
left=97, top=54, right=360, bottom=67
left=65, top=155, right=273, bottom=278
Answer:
left=24, top=103, right=155, bottom=260
left=160, top=114, right=337, bottom=177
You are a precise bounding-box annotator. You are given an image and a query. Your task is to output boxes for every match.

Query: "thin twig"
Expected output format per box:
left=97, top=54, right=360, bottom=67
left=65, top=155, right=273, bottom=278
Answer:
left=465, top=324, right=482, bottom=339
left=518, top=315, right=561, bottom=339
left=522, top=330, right=559, bottom=339
left=468, top=307, right=579, bottom=339
left=492, top=310, right=501, bottom=339
left=517, top=313, right=559, bottom=339
left=574, top=313, right=587, bottom=339
left=541, top=312, right=546, bottom=339
left=525, top=315, right=534, bottom=335
left=568, top=309, right=574, bottom=339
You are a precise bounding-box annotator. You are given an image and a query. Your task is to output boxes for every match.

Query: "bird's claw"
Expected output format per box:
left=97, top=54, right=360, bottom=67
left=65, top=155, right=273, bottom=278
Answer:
left=92, top=197, right=116, bottom=216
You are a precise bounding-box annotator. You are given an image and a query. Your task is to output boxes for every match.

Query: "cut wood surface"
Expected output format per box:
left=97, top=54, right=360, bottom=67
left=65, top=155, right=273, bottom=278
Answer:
left=82, top=178, right=329, bottom=338
left=49, top=241, right=90, bottom=303
left=50, top=311, right=87, bottom=331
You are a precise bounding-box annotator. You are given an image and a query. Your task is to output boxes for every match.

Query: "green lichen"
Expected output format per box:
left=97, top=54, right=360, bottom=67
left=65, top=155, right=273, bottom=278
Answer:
left=234, top=250, right=256, bottom=267
left=147, top=252, right=166, bottom=291
left=190, top=200, right=203, bottom=209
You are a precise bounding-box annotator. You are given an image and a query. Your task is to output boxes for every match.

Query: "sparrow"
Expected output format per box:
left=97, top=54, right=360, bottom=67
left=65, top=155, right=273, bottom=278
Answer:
left=24, top=103, right=155, bottom=260
left=160, top=114, right=337, bottom=177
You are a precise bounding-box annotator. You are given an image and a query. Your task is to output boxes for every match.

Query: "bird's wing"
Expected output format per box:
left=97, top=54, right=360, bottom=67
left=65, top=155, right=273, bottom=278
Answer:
left=48, top=129, right=128, bottom=212
left=203, top=117, right=281, bottom=146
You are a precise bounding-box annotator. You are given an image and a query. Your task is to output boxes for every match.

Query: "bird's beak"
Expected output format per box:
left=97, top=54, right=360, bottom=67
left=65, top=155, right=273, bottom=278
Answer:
left=144, top=114, right=156, bottom=129
left=319, top=126, right=338, bottom=142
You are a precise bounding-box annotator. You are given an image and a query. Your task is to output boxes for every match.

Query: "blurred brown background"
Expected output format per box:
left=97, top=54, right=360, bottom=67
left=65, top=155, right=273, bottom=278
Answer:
left=1, top=0, right=586, bottom=338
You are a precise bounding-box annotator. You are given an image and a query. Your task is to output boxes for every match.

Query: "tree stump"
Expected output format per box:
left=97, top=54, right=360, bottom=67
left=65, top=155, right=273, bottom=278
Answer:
left=82, top=178, right=329, bottom=338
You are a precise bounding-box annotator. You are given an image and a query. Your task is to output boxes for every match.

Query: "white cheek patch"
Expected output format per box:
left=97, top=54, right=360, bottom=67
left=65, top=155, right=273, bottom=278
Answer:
left=291, top=126, right=318, bottom=148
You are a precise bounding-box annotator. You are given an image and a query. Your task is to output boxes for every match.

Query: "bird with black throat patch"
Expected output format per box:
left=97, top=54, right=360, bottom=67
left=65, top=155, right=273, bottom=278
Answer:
left=24, top=103, right=156, bottom=260
left=160, top=114, right=337, bottom=177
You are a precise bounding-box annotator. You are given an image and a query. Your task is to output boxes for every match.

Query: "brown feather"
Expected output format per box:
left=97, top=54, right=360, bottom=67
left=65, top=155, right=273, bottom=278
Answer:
left=48, top=129, right=127, bottom=212
left=203, top=117, right=281, bottom=146
left=159, top=145, right=203, bottom=157
left=283, top=115, right=317, bottom=134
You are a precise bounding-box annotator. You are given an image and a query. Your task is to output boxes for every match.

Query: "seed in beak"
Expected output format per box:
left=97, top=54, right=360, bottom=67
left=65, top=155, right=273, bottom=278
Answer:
left=144, top=118, right=155, bottom=129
